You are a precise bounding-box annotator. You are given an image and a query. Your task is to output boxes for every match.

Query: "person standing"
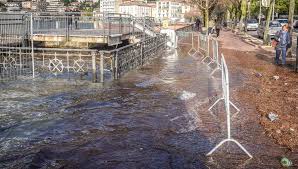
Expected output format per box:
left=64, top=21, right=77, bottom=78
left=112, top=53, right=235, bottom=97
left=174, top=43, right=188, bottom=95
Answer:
left=274, top=24, right=291, bottom=66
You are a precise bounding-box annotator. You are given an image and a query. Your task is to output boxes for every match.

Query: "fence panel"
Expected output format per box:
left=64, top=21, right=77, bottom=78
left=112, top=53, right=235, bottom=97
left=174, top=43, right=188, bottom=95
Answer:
left=0, top=13, right=32, bottom=81
left=207, top=55, right=253, bottom=159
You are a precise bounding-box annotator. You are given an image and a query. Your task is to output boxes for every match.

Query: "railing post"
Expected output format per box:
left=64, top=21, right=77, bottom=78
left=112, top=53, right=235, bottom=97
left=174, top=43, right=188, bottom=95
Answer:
left=100, top=52, right=104, bottom=83
left=92, top=51, right=97, bottom=82
left=30, top=13, right=35, bottom=78
left=140, top=41, right=143, bottom=66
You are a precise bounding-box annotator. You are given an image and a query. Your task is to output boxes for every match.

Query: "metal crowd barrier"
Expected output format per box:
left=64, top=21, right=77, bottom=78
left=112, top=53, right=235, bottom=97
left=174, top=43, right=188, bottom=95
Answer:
left=207, top=55, right=253, bottom=159
left=175, top=29, right=253, bottom=158
left=174, top=30, right=222, bottom=77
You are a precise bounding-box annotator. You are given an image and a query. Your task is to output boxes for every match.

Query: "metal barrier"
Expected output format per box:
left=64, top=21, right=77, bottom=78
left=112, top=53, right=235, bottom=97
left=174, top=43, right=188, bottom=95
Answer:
left=209, top=37, right=221, bottom=76
left=207, top=54, right=253, bottom=159
left=175, top=30, right=221, bottom=73
left=176, top=31, right=199, bottom=56
left=174, top=27, right=252, bottom=158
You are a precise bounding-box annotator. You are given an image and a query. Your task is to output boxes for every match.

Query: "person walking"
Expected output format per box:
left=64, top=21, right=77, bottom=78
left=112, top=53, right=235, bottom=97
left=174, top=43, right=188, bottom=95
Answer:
left=274, top=24, right=291, bottom=66
left=196, top=18, right=201, bottom=32
left=215, top=20, right=221, bottom=37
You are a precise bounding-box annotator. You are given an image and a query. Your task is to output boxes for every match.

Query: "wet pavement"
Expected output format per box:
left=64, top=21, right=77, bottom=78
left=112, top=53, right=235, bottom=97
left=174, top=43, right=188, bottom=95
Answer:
left=0, top=34, right=297, bottom=169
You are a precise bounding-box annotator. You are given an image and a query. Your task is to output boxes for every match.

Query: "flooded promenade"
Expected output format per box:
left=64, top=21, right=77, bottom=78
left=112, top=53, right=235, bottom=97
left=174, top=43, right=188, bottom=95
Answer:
left=0, top=37, right=297, bottom=168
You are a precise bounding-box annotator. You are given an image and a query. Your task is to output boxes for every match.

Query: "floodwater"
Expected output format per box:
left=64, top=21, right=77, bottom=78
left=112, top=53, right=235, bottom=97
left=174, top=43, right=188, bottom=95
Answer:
left=0, top=45, right=297, bottom=168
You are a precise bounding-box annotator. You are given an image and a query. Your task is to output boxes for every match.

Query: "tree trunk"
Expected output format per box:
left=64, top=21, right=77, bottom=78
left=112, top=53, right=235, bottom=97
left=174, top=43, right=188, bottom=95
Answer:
left=233, top=8, right=238, bottom=29
left=288, top=0, right=295, bottom=57
left=205, top=0, right=209, bottom=31
left=263, top=1, right=274, bottom=45
left=205, top=8, right=209, bottom=29
left=239, top=0, right=247, bottom=32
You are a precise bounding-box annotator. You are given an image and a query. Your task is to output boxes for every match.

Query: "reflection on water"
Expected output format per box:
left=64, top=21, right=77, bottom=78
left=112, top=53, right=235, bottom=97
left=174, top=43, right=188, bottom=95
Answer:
left=0, top=49, right=297, bottom=168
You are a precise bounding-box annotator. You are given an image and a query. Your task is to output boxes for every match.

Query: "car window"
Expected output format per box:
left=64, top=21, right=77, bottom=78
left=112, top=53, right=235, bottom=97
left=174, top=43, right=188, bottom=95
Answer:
left=247, top=19, right=257, bottom=23
left=277, top=19, right=288, bottom=23
left=270, top=22, right=281, bottom=27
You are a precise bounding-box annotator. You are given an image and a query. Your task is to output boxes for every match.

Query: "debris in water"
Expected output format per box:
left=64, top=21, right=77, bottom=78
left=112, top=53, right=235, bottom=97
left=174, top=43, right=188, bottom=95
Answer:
left=179, top=91, right=196, bottom=100
left=273, top=76, right=280, bottom=80
left=268, top=112, right=278, bottom=122
left=280, top=157, right=292, bottom=167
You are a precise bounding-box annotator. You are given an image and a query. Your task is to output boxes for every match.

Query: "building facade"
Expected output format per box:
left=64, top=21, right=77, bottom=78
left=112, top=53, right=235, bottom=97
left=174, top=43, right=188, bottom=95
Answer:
left=156, top=0, right=190, bottom=22
left=21, top=1, right=31, bottom=9
left=32, top=0, right=64, bottom=12
left=120, top=2, right=153, bottom=17
left=100, top=0, right=122, bottom=13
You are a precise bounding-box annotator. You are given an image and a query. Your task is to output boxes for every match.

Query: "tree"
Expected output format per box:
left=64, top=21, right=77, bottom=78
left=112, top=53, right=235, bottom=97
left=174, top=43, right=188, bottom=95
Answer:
left=226, top=0, right=242, bottom=29
left=191, top=0, right=218, bottom=29
left=239, top=0, right=247, bottom=31
left=263, top=0, right=274, bottom=45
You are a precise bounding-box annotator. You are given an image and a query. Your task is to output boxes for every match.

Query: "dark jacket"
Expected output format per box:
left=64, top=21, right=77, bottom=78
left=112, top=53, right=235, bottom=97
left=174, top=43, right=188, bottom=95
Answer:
left=275, top=30, right=290, bottom=49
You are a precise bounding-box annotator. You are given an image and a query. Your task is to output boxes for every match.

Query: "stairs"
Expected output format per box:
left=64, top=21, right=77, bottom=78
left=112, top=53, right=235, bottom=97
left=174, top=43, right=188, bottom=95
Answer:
left=131, top=17, right=157, bottom=37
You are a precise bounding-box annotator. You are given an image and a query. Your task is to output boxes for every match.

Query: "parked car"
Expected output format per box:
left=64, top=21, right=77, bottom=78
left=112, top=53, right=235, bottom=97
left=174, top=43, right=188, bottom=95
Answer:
left=246, top=19, right=258, bottom=31
left=276, top=19, right=288, bottom=26
left=293, top=20, right=298, bottom=29
left=257, top=21, right=282, bottom=39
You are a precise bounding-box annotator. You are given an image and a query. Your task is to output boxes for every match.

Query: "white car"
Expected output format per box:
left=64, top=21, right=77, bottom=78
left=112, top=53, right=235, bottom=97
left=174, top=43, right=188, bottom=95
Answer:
left=257, top=21, right=282, bottom=39
left=276, top=19, right=288, bottom=26
left=246, top=19, right=258, bottom=31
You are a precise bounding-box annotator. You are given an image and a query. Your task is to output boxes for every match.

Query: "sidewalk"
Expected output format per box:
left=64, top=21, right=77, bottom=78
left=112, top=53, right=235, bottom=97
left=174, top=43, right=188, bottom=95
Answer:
left=218, top=30, right=298, bottom=151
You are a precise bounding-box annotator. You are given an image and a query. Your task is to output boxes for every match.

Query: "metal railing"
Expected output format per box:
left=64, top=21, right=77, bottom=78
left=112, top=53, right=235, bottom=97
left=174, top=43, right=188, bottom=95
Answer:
left=102, top=34, right=167, bottom=80
left=1, top=12, right=158, bottom=41
left=0, top=12, right=167, bottom=82
left=0, top=34, right=167, bottom=82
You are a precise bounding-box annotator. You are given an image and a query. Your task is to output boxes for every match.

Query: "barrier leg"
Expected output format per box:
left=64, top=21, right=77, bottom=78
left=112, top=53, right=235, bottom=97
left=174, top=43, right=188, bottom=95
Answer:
left=210, top=67, right=221, bottom=77
left=207, top=138, right=253, bottom=159
left=201, top=55, right=210, bottom=63
left=208, top=97, right=224, bottom=111
left=230, top=101, right=240, bottom=117
left=207, top=139, right=229, bottom=156
left=207, top=59, right=215, bottom=66
left=188, top=48, right=197, bottom=56
left=230, top=139, right=253, bottom=158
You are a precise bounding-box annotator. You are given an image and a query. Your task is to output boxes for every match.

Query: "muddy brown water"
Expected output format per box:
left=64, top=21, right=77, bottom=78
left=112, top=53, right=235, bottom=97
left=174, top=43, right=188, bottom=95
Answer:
left=0, top=46, right=297, bottom=168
